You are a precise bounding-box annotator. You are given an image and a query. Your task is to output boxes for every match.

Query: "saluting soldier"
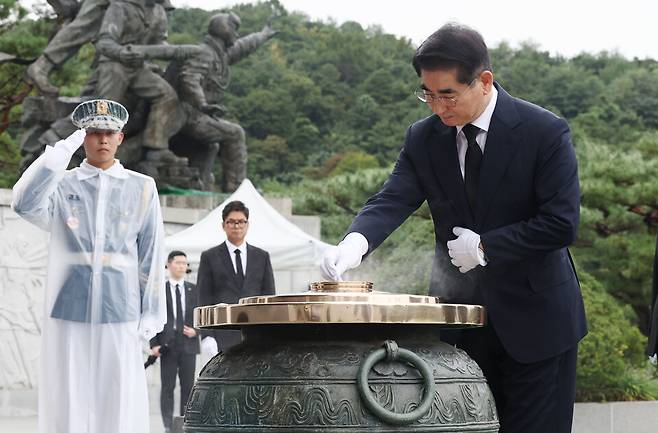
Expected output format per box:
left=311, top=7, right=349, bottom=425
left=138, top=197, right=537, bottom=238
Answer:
left=12, top=99, right=167, bottom=433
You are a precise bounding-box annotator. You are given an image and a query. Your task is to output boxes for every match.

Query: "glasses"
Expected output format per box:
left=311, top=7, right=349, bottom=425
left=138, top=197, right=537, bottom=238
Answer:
left=224, top=219, right=248, bottom=227
left=414, top=78, right=477, bottom=107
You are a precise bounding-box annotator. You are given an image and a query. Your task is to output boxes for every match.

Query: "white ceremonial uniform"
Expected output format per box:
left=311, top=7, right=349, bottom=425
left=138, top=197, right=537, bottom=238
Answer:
left=12, top=133, right=166, bottom=433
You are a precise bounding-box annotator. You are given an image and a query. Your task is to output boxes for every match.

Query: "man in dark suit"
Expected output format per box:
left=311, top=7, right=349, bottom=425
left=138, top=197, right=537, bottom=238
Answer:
left=197, top=200, right=275, bottom=356
left=150, top=250, right=200, bottom=433
left=321, top=23, right=586, bottom=433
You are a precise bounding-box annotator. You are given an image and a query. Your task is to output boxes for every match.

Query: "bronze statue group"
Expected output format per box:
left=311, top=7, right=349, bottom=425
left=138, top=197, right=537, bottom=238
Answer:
left=23, top=0, right=276, bottom=192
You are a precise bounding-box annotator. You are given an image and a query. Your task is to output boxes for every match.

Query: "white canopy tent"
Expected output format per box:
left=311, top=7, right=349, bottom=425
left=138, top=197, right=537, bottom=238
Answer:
left=165, top=179, right=332, bottom=292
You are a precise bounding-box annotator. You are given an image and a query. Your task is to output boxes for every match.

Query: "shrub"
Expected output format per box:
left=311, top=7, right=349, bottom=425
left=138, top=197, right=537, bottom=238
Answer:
left=576, top=270, right=658, bottom=401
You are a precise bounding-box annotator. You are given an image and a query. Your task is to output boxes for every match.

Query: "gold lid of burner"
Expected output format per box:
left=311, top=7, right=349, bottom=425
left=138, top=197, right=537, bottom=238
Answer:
left=194, top=281, right=486, bottom=329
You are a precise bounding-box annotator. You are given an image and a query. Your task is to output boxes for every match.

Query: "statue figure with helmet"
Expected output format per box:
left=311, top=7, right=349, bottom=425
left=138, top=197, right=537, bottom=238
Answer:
left=165, top=12, right=277, bottom=191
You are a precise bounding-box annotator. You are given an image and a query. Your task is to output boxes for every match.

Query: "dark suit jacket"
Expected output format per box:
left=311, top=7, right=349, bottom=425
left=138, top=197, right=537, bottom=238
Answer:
left=196, top=242, right=275, bottom=352
left=348, top=83, right=587, bottom=364
left=647, top=235, right=658, bottom=356
left=150, top=281, right=200, bottom=355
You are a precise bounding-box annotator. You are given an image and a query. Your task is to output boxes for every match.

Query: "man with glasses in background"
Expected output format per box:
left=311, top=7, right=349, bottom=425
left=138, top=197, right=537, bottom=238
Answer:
left=196, top=200, right=275, bottom=357
left=321, top=23, right=586, bottom=433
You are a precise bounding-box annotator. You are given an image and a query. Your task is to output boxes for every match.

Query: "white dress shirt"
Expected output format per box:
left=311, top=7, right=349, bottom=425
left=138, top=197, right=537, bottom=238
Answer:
left=225, top=239, right=247, bottom=275
left=455, top=86, right=498, bottom=179
left=168, top=277, right=186, bottom=328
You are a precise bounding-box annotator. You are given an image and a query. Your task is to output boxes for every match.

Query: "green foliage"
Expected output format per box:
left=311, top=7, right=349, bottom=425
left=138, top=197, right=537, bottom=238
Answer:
left=0, top=13, right=51, bottom=56
left=167, top=7, right=217, bottom=41
left=54, top=43, right=95, bottom=97
left=574, top=136, right=658, bottom=326
left=203, top=3, right=420, bottom=180
left=324, top=151, right=380, bottom=177
left=571, top=101, right=643, bottom=145
left=0, top=130, right=20, bottom=187
left=0, top=2, right=51, bottom=188
left=540, top=64, right=604, bottom=118
left=261, top=167, right=390, bottom=243
left=609, top=68, right=658, bottom=129
left=246, top=134, right=304, bottom=184
left=576, top=271, right=658, bottom=401
left=0, top=0, right=26, bottom=28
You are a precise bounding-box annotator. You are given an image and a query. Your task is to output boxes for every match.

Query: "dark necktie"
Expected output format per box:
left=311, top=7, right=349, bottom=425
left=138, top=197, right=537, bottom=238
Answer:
left=463, top=124, right=482, bottom=215
left=234, top=249, right=245, bottom=288
left=175, top=283, right=184, bottom=333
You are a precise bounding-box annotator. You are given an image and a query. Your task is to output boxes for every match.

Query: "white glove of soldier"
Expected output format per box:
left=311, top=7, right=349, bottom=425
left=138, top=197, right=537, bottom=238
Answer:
left=447, top=227, right=487, bottom=273
left=201, top=336, right=219, bottom=358
left=321, top=232, right=368, bottom=281
left=55, top=129, right=86, bottom=153
left=650, top=354, right=657, bottom=365
left=43, top=129, right=87, bottom=170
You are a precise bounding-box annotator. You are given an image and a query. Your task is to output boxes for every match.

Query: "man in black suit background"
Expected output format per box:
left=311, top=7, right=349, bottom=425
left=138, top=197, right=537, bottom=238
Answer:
left=197, top=200, right=275, bottom=356
left=150, top=250, right=199, bottom=433
left=322, top=23, right=586, bottom=433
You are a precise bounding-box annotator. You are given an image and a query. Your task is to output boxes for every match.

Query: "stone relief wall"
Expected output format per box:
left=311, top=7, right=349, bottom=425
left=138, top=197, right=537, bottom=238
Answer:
left=0, top=189, right=47, bottom=393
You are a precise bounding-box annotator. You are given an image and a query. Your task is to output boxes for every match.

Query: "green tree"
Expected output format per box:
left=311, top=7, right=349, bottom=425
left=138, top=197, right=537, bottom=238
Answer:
left=609, top=68, right=658, bottom=129
left=328, top=151, right=379, bottom=176
left=246, top=134, right=304, bottom=183
left=0, top=0, right=26, bottom=27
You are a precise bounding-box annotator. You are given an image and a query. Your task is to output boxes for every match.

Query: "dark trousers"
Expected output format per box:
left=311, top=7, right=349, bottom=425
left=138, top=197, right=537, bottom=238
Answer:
left=456, top=324, right=578, bottom=433
left=160, top=346, right=196, bottom=429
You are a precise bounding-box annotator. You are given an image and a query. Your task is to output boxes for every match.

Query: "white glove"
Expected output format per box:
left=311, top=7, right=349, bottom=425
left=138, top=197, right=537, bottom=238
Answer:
left=650, top=354, right=657, bottom=365
left=55, top=129, right=86, bottom=153
left=447, top=227, right=487, bottom=273
left=321, top=232, right=368, bottom=281
left=201, top=336, right=219, bottom=357
left=42, top=129, right=87, bottom=171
